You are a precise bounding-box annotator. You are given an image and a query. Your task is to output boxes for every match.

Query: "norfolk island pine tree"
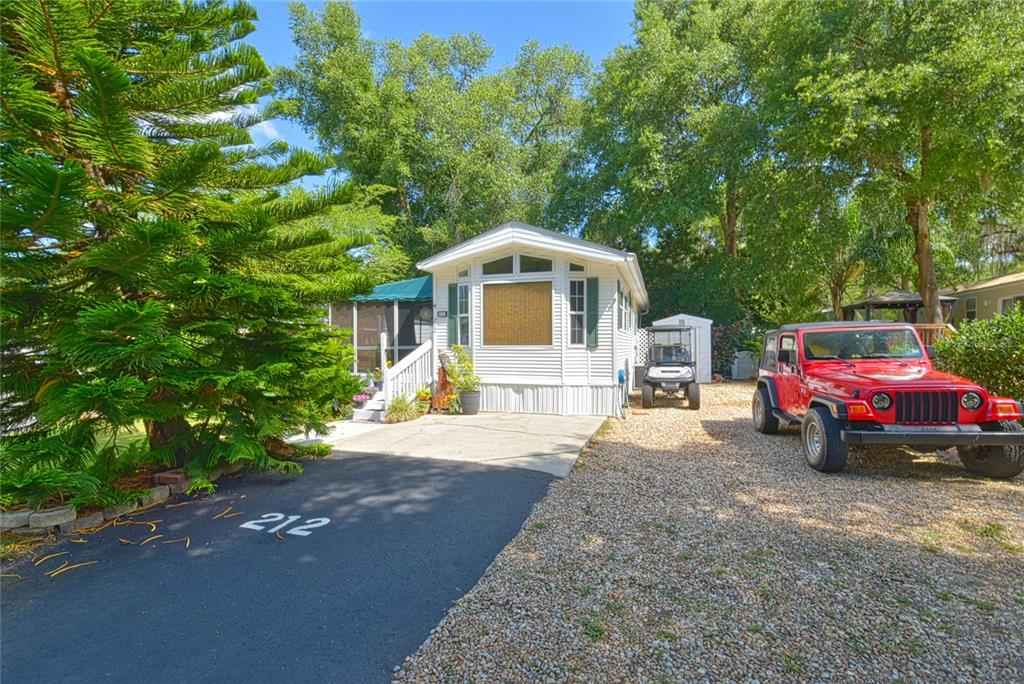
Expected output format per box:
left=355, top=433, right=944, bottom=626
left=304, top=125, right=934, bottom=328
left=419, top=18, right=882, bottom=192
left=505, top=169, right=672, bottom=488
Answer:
left=1, top=0, right=371, bottom=505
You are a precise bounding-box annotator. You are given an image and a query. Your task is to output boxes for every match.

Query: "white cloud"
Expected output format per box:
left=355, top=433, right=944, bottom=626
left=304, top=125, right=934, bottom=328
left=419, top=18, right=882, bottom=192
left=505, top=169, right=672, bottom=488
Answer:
left=249, top=119, right=280, bottom=142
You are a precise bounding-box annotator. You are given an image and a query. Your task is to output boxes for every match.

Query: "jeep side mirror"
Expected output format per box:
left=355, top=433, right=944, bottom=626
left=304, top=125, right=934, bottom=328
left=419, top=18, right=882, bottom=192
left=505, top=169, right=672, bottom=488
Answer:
left=778, top=349, right=792, bottom=365
left=925, top=345, right=935, bottom=360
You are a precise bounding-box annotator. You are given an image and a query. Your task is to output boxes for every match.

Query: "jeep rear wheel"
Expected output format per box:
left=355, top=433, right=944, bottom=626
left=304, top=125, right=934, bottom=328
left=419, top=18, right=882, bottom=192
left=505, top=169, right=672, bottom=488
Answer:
left=687, top=382, right=700, bottom=410
left=641, top=383, right=654, bottom=408
left=802, top=406, right=848, bottom=473
left=957, top=421, right=1024, bottom=479
left=752, top=387, right=779, bottom=434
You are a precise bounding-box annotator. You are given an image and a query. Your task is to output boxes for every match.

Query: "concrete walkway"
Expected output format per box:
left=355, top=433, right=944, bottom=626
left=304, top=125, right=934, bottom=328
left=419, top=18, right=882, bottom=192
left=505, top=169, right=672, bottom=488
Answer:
left=330, top=413, right=606, bottom=477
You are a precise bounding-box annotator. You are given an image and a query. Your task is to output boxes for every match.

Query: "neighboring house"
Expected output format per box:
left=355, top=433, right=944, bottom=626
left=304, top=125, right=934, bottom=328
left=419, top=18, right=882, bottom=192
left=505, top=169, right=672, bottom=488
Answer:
left=416, top=221, right=649, bottom=417
left=945, top=271, right=1024, bottom=325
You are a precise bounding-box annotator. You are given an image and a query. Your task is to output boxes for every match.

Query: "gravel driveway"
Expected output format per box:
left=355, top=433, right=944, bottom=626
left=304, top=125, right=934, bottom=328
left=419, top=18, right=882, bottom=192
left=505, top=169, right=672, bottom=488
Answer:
left=396, top=382, right=1024, bottom=682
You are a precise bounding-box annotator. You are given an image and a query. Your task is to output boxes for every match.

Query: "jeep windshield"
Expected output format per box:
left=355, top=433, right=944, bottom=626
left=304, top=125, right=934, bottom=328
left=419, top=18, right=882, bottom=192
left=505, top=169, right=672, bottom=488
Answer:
left=803, top=328, right=924, bottom=361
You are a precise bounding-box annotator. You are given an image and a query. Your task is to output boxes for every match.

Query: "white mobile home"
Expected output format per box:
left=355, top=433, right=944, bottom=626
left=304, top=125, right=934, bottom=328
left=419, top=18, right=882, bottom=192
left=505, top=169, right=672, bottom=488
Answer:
left=416, top=221, right=648, bottom=417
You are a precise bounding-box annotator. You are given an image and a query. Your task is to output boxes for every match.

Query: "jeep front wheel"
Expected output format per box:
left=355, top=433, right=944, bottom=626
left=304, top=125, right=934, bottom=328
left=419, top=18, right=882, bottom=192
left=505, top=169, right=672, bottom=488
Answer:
left=752, top=386, right=779, bottom=434
left=641, top=383, right=654, bottom=408
left=957, top=421, right=1024, bottom=479
left=802, top=406, right=848, bottom=473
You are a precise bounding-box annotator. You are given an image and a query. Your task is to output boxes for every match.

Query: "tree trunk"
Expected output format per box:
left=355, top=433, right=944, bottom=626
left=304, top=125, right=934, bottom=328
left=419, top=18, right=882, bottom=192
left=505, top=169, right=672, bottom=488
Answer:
left=831, top=282, right=845, bottom=321
left=718, top=182, right=739, bottom=257
left=905, top=202, right=943, bottom=324
left=146, top=416, right=192, bottom=468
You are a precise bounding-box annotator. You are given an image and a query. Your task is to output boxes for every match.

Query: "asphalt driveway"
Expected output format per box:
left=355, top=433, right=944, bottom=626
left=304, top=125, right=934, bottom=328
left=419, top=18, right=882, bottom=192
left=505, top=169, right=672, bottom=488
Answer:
left=1, top=454, right=553, bottom=683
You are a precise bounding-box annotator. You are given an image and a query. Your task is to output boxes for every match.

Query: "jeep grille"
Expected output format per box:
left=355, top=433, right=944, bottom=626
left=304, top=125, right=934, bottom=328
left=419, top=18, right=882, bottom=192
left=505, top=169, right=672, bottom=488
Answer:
left=893, top=390, right=958, bottom=425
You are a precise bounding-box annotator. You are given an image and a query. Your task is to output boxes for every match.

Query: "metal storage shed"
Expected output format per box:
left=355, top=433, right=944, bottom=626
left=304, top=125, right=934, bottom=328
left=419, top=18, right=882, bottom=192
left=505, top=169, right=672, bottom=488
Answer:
left=652, top=313, right=713, bottom=384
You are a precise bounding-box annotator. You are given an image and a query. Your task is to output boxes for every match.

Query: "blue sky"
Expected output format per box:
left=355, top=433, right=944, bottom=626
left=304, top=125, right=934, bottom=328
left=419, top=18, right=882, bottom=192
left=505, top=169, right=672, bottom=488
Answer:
left=247, top=1, right=636, bottom=158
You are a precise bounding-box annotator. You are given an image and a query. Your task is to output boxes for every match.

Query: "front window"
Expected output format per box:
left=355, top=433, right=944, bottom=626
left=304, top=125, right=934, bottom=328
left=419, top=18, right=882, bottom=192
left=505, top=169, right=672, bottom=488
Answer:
left=482, top=256, right=514, bottom=275
left=1001, top=295, right=1024, bottom=314
left=803, top=328, right=924, bottom=361
left=569, top=279, right=585, bottom=345
left=965, top=297, right=977, bottom=320
left=457, top=283, right=470, bottom=345
left=482, top=281, right=552, bottom=345
left=519, top=255, right=552, bottom=273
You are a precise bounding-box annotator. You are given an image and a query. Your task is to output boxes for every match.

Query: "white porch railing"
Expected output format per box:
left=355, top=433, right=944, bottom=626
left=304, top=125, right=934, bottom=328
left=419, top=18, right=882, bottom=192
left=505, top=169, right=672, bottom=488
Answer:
left=382, top=337, right=433, bottom=404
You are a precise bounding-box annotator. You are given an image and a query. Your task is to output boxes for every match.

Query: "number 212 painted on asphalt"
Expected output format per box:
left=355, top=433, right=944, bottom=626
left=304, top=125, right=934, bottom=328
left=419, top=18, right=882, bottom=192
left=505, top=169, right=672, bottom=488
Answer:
left=239, top=513, right=330, bottom=537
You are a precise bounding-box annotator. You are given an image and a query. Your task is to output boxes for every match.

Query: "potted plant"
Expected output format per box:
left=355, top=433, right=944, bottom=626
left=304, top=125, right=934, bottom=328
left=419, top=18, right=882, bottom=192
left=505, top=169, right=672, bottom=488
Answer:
left=447, top=345, right=481, bottom=414
left=415, top=384, right=432, bottom=414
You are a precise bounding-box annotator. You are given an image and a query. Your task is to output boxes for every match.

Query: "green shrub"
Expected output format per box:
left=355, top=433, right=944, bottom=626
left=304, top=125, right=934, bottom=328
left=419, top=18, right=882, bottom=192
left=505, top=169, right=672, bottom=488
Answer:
left=447, top=346, right=481, bottom=392
left=711, top=316, right=763, bottom=376
left=384, top=395, right=420, bottom=423
left=935, top=308, right=1024, bottom=405
left=446, top=396, right=463, bottom=414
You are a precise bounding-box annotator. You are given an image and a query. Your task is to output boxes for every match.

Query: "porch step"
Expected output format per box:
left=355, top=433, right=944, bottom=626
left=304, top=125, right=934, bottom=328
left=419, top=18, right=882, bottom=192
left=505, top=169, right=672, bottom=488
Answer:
left=363, top=399, right=385, bottom=411
left=352, top=407, right=383, bottom=423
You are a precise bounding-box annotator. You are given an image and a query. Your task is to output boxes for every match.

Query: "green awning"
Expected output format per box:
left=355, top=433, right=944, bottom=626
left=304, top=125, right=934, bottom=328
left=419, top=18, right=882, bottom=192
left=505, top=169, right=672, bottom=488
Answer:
left=351, top=275, right=433, bottom=302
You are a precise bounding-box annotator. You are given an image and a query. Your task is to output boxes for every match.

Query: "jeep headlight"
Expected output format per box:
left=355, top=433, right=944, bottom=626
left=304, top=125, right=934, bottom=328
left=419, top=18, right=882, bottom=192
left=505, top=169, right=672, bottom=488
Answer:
left=961, top=391, right=982, bottom=411
left=871, top=392, right=892, bottom=410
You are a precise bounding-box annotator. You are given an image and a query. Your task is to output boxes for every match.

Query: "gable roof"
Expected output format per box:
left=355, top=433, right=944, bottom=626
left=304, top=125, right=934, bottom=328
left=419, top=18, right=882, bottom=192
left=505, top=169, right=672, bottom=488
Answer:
left=944, top=270, right=1024, bottom=295
left=416, top=221, right=648, bottom=309
left=352, top=275, right=432, bottom=302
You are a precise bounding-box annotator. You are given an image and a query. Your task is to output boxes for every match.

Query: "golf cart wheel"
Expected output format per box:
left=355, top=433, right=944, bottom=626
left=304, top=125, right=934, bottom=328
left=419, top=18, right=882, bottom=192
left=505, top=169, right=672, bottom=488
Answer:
left=641, top=383, right=654, bottom=408
left=752, top=386, right=779, bottom=434
left=802, top=406, right=848, bottom=473
left=687, top=382, right=700, bottom=410
left=957, top=421, right=1024, bottom=479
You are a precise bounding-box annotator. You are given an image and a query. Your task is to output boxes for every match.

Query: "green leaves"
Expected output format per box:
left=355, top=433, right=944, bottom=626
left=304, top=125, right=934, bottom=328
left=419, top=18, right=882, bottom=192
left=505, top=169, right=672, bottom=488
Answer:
left=935, top=307, right=1024, bottom=404
left=69, top=48, right=150, bottom=171
left=277, top=1, right=589, bottom=260
left=1, top=0, right=374, bottom=507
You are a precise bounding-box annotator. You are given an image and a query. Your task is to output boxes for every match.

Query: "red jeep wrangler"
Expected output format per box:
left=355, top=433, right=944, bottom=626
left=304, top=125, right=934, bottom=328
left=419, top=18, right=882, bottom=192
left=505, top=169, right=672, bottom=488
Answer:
left=752, top=322, right=1024, bottom=478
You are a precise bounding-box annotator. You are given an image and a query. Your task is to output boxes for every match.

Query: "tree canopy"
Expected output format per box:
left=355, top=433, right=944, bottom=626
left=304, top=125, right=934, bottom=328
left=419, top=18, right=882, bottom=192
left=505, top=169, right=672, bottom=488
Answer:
left=276, top=0, right=590, bottom=262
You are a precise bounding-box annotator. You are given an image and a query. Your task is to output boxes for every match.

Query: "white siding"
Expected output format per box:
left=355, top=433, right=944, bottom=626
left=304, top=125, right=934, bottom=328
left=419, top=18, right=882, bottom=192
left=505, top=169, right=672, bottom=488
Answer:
left=428, top=244, right=640, bottom=416
left=481, top=384, right=621, bottom=417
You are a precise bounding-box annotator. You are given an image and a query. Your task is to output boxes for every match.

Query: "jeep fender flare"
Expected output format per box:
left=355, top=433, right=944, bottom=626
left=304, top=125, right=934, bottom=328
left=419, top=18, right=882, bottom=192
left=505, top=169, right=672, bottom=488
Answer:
left=756, top=376, right=779, bottom=409
left=806, top=395, right=849, bottom=421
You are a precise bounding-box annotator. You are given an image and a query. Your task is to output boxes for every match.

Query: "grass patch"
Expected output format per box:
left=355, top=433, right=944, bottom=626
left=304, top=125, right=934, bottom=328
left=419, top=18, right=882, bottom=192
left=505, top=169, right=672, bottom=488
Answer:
left=580, top=616, right=608, bottom=641
left=781, top=653, right=803, bottom=675
left=977, top=522, right=1006, bottom=539
left=659, top=629, right=679, bottom=642
left=603, top=599, right=626, bottom=615
left=741, top=547, right=774, bottom=565
left=530, top=520, right=549, bottom=531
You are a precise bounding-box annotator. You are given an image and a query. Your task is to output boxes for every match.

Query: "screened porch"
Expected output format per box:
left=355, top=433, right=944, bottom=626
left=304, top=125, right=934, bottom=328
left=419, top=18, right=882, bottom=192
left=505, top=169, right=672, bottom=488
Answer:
left=330, top=275, right=434, bottom=373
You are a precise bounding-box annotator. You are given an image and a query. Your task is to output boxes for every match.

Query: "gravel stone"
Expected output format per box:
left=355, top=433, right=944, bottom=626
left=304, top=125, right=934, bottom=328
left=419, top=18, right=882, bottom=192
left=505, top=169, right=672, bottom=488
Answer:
left=396, top=382, right=1024, bottom=682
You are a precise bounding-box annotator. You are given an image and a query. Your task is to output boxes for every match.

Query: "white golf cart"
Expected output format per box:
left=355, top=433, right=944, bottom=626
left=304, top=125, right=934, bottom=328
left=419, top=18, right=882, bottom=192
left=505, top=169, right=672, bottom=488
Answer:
left=638, top=326, right=700, bottom=409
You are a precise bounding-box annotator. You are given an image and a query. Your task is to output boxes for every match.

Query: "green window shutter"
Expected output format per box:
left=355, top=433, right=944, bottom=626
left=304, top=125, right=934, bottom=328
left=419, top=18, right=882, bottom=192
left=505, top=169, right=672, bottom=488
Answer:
left=586, top=277, right=599, bottom=349
left=448, top=283, right=458, bottom=345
